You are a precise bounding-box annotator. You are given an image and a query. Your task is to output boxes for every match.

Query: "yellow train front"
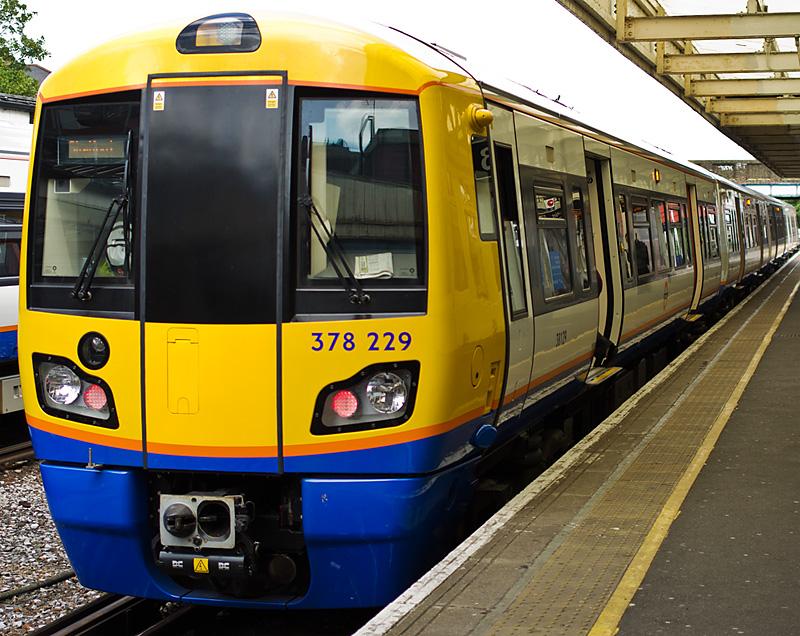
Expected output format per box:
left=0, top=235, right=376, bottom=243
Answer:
left=20, top=13, right=506, bottom=607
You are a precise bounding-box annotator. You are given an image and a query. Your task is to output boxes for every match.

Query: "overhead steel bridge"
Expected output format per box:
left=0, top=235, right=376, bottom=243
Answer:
left=554, top=0, right=800, bottom=178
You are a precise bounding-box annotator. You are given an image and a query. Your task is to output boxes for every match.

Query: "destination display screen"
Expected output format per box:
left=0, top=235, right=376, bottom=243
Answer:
left=58, top=136, right=126, bottom=163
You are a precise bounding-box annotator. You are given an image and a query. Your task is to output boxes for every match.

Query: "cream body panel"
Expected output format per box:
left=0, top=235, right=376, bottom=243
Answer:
left=524, top=298, right=598, bottom=407
left=487, top=104, right=535, bottom=422
left=618, top=267, right=694, bottom=352
left=514, top=111, right=586, bottom=176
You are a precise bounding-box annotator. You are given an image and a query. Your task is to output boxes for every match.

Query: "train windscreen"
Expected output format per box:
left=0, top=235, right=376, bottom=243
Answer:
left=294, top=95, right=426, bottom=315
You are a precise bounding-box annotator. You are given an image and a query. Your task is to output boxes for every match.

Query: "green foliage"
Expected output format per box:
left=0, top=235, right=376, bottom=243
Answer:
left=0, top=0, right=47, bottom=97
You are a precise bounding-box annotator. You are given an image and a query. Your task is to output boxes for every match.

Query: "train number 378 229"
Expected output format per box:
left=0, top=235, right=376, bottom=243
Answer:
left=311, top=332, right=412, bottom=352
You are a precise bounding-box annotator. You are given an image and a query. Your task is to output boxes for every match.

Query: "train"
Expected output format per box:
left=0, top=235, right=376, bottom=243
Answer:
left=20, top=12, right=798, bottom=609
left=0, top=95, right=29, bottom=417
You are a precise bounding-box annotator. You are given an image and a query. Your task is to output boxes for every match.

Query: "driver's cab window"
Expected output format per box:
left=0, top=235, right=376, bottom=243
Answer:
left=297, top=96, right=425, bottom=287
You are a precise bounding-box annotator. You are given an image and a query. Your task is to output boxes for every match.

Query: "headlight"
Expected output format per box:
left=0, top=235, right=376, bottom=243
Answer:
left=44, top=365, right=81, bottom=405
left=78, top=332, right=111, bottom=370
left=34, top=354, right=119, bottom=429
left=366, top=372, right=407, bottom=414
left=312, top=362, right=419, bottom=435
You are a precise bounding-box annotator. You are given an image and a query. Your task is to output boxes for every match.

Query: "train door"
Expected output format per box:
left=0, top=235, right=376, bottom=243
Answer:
left=757, top=201, right=767, bottom=267
left=686, top=183, right=704, bottom=312
left=770, top=206, right=779, bottom=258
left=485, top=104, right=534, bottom=431
left=140, top=74, right=287, bottom=471
left=735, top=196, right=746, bottom=282
left=585, top=154, right=623, bottom=362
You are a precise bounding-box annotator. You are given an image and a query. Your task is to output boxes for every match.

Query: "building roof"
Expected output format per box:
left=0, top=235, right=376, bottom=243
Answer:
left=0, top=93, right=36, bottom=112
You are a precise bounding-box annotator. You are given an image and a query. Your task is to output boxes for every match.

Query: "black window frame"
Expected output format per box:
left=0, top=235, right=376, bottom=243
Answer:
left=27, top=90, right=142, bottom=317
left=519, top=167, right=599, bottom=314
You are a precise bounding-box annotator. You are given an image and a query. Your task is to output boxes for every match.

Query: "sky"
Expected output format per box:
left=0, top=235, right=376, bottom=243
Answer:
left=23, top=0, right=758, bottom=162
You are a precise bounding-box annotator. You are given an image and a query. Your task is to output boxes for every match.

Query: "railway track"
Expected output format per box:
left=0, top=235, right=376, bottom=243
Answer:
left=30, top=594, right=199, bottom=636
left=0, top=440, right=34, bottom=465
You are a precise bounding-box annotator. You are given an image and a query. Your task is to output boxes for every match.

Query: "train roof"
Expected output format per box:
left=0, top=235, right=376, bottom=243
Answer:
left=40, top=10, right=786, bottom=206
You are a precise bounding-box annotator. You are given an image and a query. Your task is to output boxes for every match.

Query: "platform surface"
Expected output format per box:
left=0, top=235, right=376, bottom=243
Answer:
left=356, top=255, right=800, bottom=636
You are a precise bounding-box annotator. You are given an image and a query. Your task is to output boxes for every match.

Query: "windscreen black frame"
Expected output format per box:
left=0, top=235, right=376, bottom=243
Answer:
left=292, top=89, right=428, bottom=318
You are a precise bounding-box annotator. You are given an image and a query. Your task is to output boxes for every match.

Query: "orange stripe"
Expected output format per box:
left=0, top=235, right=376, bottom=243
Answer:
left=502, top=348, right=594, bottom=407
left=146, top=440, right=277, bottom=457
left=620, top=301, right=691, bottom=343
left=0, top=325, right=17, bottom=333
left=27, top=414, right=143, bottom=451
left=40, top=83, right=147, bottom=103
left=38, top=78, right=462, bottom=111
left=284, top=405, right=482, bottom=457
left=151, top=76, right=283, bottom=88
left=28, top=405, right=484, bottom=459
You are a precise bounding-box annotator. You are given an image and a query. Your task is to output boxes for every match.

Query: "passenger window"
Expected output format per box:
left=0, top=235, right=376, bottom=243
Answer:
left=617, top=194, right=633, bottom=280
left=535, top=184, right=572, bottom=298
left=572, top=187, right=590, bottom=290
left=682, top=203, right=693, bottom=265
left=653, top=200, right=670, bottom=272
left=495, top=144, right=527, bottom=317
left=698, top=204, right=707, bottom=258
left=667, top=203, right=687, bottom=268
left=0, top=230, right=21, bottom=278
left=631, top=197, right=653, bottom=276
left=724, top=211, right=737, bottom=252
left=707, top=206, right=720, bottom=258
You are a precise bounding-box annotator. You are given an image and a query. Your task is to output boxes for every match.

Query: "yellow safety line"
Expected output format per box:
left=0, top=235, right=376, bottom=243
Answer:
left=588, top=278, right=800, bottom=636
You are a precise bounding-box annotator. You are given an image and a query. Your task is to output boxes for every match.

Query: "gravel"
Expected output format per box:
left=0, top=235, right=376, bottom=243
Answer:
left=0, top=459, right=102, bottom=634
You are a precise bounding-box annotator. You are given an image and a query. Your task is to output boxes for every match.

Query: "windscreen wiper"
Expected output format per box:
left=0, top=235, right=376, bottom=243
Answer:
left=72, top=132, right=132, bottom=301
left=72, top=196, right=128, bottom=301
left=299, top=133, right=370, bottom=306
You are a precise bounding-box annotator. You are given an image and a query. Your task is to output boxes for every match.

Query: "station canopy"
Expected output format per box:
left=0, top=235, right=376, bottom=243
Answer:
left=556, top=0, right=800, bottom=177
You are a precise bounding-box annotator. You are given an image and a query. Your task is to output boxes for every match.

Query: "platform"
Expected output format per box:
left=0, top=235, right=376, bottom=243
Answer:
left=356, top=254, right=800, bottom=636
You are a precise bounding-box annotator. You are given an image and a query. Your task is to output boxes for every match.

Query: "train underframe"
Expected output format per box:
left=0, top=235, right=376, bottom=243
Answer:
left=38, top=454, right=478, bottom=609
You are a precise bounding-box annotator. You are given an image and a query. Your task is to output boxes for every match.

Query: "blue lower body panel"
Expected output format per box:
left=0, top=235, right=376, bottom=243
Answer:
left=39, top=463, right=182, bottom=600
left=0, top=329, right=16, bottom=363
left=40, top=459, right=477, bottom=609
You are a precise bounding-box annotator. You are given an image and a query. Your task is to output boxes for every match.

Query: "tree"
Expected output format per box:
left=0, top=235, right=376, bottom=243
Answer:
left=0, top=0, right=47, bottom=97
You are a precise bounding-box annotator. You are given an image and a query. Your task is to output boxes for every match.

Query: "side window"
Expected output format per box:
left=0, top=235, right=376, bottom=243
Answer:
left=653, top=199, right=670, bottom=272
left=535, top=183, right=572, bottom=299
left=698, top=204, right=708, bottom=259
left=572, top=187, right=590, bottom=290
left=495, top=144, right=528, bottom=317
left=707, top=205, right=720, bottom=258
left=667, top=202, right=687, bottom=268
left=0, top=229, right=21, bottom=278
left=631, top=196, right=653, bottom=276
left=682, top=203, right=693, bottom=265
left=472, top=136, right=498, bottom=241
left=743, top=213, right=749, bottom=248
left=617, top=194, right=633, bottom=280
left=724, top=211, right=738, bottom=253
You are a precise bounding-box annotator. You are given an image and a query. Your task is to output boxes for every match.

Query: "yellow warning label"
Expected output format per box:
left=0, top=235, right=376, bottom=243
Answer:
left=153, top=91, right=165, bottom=112
left=266, top=89, right=279, bottom=109
left=193, top=558, right=209, bottom=574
